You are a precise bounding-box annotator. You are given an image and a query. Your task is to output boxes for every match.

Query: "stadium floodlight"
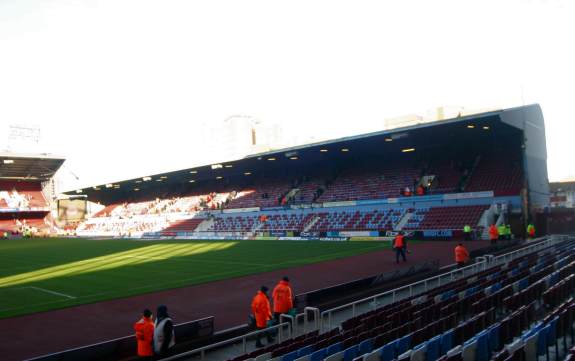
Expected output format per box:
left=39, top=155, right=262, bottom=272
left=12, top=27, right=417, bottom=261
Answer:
left=114, top=185, right=120, bottom=188
left=135, top=180, right=142, bottom=183
left=160, top=176, right=168, bottom=179
left=267, top=157, right=276, bottom=161
left=105, top=184, right=113, bottom=188
left=483, top=126, right=490, bottom=130
left=467, top=125, right=475, bottom=129
left=189, top=180, right=195, bottom=183
left=75, top=189, right=82, bottom=193
left=320, top=149, right=328, bottom=152
left=385, top=138, right=393, bottom=142
left=225, top=165, right=233, bottom=168
left=134, top=188, right=140, bottom=191
left=216, top=176, right=223, bottom=179
left=142, top=176, right=152, bottom=181
left=244, top=172, right=252, bottom=175
left=289, top=156, right=298, bottom=160
left=156, top=179, right=163, bottom=182
left=190, top=170, right=198, bottom=174
left=211, top=164, right=223, bottom=169
left=3, top=159, right=14, bottom=164
left=93, top=186, right=101, bottom=190
left=402, top=148, right=416, bottom=153
left=341, top=148, right=349, bottom=152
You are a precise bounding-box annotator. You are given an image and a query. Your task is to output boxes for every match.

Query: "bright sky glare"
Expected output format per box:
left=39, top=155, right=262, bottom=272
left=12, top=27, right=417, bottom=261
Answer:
left=0, top=0, right=573, bottom=191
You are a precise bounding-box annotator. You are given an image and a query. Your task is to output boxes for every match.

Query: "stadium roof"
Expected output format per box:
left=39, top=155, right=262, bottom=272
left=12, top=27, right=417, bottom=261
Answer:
left=67, top=104, right=541, bottom=204
left=0, top=152, right=66, bottom=181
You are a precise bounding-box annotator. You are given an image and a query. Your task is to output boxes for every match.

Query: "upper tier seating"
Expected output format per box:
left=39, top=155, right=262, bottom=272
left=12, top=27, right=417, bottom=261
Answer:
left=0, top=181, right=48, bottom=209
left=465, top=157, right=523, bottom=196
left=227, top=181, right=292, bottom=209
left=318, top=165, right=420, bottom=202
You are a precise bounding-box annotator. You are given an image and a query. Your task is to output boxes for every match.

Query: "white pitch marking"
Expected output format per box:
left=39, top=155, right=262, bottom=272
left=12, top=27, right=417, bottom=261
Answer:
left=25, top=286, right=77, bottom=299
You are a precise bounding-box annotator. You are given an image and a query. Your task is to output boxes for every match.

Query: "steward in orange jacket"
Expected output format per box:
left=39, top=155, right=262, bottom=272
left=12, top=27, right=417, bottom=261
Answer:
left=489, top=224, right=499, bottom=244
left=133, top=309, right=154, bottom=358
left=273, top=277, right=293, bottom=316
left=393, top=232, right=407, bottom=263
left=251, top=286, right=274, bottom=348
left=454, top=243, right=469, bottom=268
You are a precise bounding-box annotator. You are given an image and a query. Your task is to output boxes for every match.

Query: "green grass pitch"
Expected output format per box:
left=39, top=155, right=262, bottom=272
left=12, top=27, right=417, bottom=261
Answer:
left=0, top=238, right=389, bottom=318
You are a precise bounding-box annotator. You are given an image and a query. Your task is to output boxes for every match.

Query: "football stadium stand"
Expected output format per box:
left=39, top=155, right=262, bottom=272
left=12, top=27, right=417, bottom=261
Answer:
left=68, top=105, right=549, bottom=241
left=0, top=153, right=64, bottom=235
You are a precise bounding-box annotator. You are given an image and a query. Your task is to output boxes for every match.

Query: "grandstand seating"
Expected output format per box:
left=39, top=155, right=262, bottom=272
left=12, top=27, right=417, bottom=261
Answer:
left=0, top=180, right=48, bottom=209
left=160, top=218, right=206, bottom=234
left=403, top=206, right=488, bottom=231
left=227, top=181, right=291, bottom=209
left=220, top=238, right=575, bottom=361
left=465, top=157, right=523, bottom=196
left=318, top=165, right=420, bottom=202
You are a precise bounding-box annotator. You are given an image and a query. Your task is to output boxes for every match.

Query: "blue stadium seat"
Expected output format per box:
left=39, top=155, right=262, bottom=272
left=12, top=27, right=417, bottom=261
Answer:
left=326, top=342, right=342, bottom=357
left=425, top=335, right=440, bottom=361
left=297, top=345, right=314, bottom=358
left=309, top=348, right=327, bottom=361
left=396, top=334, right=411, bottom=356
left=342, top=345, right=358, bottom=361
left=475, top=330, right=489, bottom=361
left=282, top=350, right=299, bottom=361
left=380, top=341, right=396, bottom=361
left=440, top=330, right=454, bottom=355
left=358, top=338, right=374, bottom=356
left=487, top=324, right=500, bottom=353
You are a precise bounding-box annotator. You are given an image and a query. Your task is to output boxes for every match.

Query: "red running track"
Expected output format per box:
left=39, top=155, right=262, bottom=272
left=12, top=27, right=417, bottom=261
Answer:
left=0, top=240, right=488, bottom=361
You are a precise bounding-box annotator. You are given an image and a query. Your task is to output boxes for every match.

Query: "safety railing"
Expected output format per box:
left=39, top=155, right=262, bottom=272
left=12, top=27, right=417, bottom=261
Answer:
left=319, top=235, right=567, bottom=332
left=161, top=321, right=292, bottom=361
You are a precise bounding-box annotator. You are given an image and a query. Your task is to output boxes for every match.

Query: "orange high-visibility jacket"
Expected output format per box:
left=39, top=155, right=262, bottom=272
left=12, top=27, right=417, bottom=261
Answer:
left=134, top=316, right=155, bottom=357
left=251, top=291, right=272, bottom=328
left=394, top=234, right=405, bottom=249
left=272, top=280, right=293, bottom=314
left=455, top=245, right=469, bottom=263
left=489, top=225, right=499, bottom=240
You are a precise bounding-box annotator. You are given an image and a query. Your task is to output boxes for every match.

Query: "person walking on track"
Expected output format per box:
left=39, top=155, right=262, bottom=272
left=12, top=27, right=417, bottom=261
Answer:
left=272, top=276, right=294, bottom=324
left=251, top=286, right=274, bottom=348
left=454, top=243, right=470, bottom=269
left=393, top=232, right=407, bottom=263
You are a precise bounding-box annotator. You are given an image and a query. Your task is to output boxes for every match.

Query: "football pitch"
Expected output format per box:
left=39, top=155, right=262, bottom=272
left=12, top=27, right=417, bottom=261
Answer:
left=0, top=238, right=392, bottom=318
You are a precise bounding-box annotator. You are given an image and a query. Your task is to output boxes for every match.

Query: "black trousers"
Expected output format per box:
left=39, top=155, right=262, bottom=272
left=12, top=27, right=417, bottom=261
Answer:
left=395, top=247, right=406, bottom=263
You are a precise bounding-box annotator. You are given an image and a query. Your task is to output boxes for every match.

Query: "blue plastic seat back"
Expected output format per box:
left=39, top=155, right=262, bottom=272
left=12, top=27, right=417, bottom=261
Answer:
left=343, top=345, right=359, bottom=361
left=546, top=318, right=558, bottom=345
left=327, top=342, right=342, bottom=357
left=537, top=327, right=548, bottom=356
left=297, top=345, right=315, bottom=358
left=425, top=336, right=441, bottom=361
left=440, top=330, right=454, bottom=355
left=359, top=338, right=374, bottom=356
left=381, top=341, right=396, bottom=361
left=282, top=350, right=299, bottom=361
left=475, top=331, right=489, bottom=361
left=488, top=324, right=500, bottom=352
left=310, top=348, right=327, bottom=361
left=397, top=334, right=412, bottom=355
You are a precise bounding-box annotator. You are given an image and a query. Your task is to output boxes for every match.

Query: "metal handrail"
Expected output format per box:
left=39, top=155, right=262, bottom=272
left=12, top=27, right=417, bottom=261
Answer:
left=160, top=321, right=292, bottom=361
left=319, top=235, right=564, bottom=331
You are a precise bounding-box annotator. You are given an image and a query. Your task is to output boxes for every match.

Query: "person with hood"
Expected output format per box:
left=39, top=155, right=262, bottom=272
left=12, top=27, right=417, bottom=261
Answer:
left=272, top=276, right=293, bottom=323
left=251, top=286, right=274, bottom=348
left=133, top=309, right=154, bottom=359
left=153, top=305, right=175, bottom=357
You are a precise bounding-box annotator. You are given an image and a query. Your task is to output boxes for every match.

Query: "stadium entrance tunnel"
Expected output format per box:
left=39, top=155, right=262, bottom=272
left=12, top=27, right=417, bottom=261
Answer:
left=0, top=242, right=237, bottom=288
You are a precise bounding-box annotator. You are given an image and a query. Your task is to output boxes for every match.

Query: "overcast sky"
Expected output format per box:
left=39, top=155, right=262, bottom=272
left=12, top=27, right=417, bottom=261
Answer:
left=1, top=0, right=573, bottom=192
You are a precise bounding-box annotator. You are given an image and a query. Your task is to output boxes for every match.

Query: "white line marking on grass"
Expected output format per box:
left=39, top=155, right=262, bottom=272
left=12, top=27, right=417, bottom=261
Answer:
left=24, top=286, right=76, bottom=299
